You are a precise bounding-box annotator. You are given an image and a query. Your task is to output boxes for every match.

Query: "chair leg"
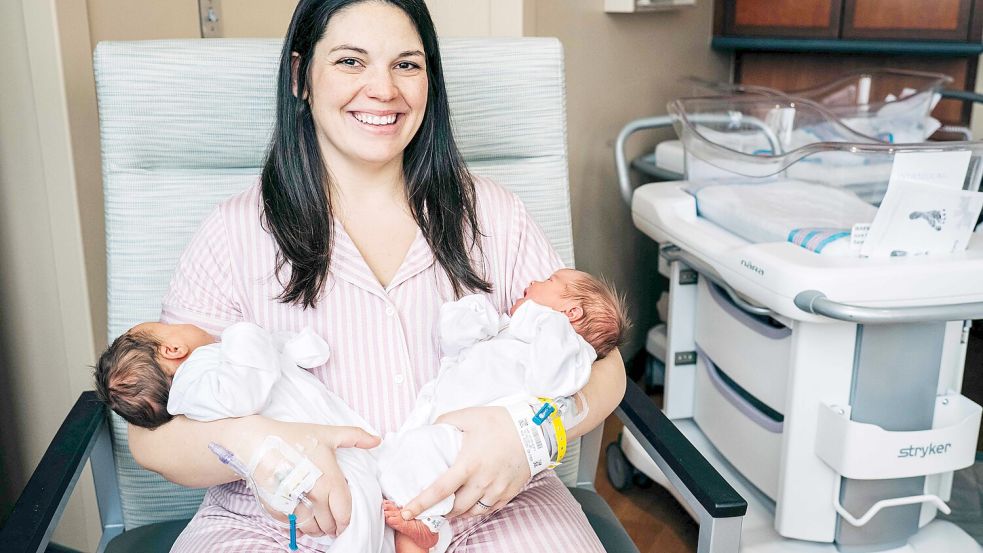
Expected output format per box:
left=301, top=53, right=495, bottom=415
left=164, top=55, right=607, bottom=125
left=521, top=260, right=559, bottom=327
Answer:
left=91, top=416, right=124, bottom=553
left=697, top=514, right=743, bottom=553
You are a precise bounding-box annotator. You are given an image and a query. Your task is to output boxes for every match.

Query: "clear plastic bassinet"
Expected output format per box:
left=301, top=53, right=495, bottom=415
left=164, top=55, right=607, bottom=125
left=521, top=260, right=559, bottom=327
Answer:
left=667, top=96, right=983, bottom=257
left=684, top=69, right=951, bottom=144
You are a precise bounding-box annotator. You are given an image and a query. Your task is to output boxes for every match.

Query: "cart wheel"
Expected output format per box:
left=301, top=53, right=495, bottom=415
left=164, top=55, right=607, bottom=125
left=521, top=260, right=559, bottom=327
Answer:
left=632, top=471, right=653, bottom=489
left=644, top=355, right=665, bottom=394
left=605, top=442, right=633, bottom=491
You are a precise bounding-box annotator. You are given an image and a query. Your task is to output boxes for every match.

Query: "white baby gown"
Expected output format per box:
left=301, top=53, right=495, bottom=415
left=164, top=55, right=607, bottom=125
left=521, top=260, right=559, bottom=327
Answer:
left=167, top=322, right=391, bottom=553
left=375, top=294, right=596, bottom=552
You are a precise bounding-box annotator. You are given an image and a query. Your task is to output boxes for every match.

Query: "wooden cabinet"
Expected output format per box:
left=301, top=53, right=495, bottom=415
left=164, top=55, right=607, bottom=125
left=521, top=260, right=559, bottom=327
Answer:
left=721, top=0, right=981, bottom=41
left=726, top=0, right=840, bottom=38
left=842, top=0, right=974, bottom=41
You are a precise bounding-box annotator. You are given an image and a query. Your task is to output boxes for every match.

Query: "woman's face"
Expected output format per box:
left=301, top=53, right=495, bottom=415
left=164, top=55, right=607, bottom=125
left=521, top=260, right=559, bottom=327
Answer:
left=303, top=1, right=429, bottom=171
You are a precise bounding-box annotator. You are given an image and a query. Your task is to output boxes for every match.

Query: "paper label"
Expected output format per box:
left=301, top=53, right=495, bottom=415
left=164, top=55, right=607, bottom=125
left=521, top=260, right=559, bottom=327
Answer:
left=850, top=223, right=869, bottom=252
left=506, top=403, right=551, bottom=476
left=860, top=151, right=982, bottom=257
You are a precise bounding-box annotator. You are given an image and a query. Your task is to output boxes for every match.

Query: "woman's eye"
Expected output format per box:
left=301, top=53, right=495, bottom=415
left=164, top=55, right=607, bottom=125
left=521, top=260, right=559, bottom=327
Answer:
left=395, top=61, right=421, bottom=71
left=337, top=58, right=361, bottom=67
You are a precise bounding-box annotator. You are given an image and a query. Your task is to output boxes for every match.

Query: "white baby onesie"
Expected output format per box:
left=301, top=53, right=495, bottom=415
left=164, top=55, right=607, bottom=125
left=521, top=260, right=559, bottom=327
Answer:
left=375, top=294, right=596, bottom=552
left=167, top=322, right=390, bottom=553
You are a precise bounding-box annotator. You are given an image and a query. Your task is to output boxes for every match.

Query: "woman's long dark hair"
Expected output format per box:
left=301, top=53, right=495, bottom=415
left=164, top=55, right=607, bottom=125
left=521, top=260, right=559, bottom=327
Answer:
left=262, top=0, right=490, bottom=308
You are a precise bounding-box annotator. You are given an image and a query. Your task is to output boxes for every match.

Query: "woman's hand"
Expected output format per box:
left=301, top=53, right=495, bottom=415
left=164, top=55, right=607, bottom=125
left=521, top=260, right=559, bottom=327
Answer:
left=399, top=406, right=530, bottom=520
left=265, top=421, right=381, bottom=538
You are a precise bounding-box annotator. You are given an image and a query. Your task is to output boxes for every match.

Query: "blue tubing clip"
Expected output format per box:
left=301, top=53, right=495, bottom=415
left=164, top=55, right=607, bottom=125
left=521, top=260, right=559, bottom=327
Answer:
left=289, top=513, right=298, bottom=550
left=531, top=403, right=555, bottom=425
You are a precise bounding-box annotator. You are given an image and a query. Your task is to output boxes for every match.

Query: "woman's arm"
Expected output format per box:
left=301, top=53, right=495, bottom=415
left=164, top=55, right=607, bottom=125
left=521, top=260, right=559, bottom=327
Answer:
left=128, top=415, right=274, bottom=487
left=565, top=348, right=626, bottom=439
left=129, top=415, right=380, bottom=537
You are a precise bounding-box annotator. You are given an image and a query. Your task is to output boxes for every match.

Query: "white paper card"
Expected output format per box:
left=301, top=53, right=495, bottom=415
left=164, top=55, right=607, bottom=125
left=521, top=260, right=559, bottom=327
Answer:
left=850, top=223, right=869, bottom=252
left=886, top=150, right=971, bottom=191
left=861, top=151, right=981, bottom=257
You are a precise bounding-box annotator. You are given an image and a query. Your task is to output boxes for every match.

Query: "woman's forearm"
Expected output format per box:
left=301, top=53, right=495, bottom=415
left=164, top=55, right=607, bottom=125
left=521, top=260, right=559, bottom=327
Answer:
left=128, top=414, right=275, bottom=488
left=566, top=348, right=626, bottom=439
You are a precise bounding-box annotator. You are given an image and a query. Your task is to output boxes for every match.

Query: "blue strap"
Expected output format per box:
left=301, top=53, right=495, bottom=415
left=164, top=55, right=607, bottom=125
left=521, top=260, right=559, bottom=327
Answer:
left=289, top=513, right=298, bottom=550
left=815, top=231, right=850, bottom=253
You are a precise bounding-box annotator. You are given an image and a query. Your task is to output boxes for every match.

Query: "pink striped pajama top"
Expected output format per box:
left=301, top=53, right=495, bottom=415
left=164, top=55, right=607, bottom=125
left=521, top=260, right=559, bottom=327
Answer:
left=162, top=176, right=604, bottom=552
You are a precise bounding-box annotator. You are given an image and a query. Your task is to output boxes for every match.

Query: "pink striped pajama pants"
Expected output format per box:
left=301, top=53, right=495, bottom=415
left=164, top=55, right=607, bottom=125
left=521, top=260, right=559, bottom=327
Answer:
left=170, top=472, right=604, bottom=552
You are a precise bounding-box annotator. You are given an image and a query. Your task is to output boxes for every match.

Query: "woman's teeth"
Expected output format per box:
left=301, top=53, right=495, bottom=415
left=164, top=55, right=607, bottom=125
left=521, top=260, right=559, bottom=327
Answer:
left=353, top=113, right=397, bottom=126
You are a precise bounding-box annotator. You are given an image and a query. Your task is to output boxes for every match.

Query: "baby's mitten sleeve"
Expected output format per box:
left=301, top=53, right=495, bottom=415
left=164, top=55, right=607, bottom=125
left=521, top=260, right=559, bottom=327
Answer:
left=437, top=294, right=501, bottom=357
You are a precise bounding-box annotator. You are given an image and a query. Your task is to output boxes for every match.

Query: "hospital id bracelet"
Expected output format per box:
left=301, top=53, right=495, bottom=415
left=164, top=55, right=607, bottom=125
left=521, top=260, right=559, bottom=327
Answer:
left=505, top=402, right=553, bottom=476
left=536, top=397, right=567, bottom=468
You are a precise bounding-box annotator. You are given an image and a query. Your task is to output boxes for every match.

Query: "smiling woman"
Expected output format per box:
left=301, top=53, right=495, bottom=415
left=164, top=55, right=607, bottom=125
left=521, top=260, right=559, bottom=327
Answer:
left=125, top=1, right=625, bottom=552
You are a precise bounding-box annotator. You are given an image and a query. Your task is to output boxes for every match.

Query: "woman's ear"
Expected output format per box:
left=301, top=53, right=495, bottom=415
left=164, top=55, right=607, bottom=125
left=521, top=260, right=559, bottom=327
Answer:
left=564, top=305, right=584, bottom=324
left=291, top=52, right=305, bottom=99
left=159, top=343, right=189, bottom=360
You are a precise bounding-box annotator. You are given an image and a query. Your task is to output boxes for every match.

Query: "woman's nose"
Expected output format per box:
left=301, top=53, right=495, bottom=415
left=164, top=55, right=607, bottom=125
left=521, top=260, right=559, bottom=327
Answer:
left=364, top=68, right=398, bottom=101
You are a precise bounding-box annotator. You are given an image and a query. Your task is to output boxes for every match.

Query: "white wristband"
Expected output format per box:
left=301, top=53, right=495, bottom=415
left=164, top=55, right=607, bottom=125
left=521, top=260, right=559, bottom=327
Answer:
left=505, top=402, right=551, bottom=477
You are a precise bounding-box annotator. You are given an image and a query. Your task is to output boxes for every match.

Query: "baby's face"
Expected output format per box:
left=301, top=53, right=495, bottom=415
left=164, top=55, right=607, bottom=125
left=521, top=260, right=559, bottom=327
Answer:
left=510, top=268, right=586, bottom=316
left=129, top=322, right=215, bottom=353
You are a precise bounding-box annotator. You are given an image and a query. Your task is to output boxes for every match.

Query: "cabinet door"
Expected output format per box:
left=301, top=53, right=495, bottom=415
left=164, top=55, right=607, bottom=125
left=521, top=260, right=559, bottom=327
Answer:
left=842, top=0, right=973, bottom=40
left=724, top=0, right=841, bottom=38
left=736, top=53, right=970, bottom=126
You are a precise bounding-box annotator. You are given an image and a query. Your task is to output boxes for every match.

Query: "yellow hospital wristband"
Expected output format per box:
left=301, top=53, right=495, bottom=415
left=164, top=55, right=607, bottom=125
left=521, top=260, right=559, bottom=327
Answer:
left=537, top=397, right=567, bottom=468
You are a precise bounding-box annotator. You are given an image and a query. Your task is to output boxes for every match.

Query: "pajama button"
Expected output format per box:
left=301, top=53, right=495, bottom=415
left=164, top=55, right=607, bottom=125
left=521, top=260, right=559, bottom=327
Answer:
left=386, top=306, right=395, bottom=316
left=394, top=374, right=405, bottom=384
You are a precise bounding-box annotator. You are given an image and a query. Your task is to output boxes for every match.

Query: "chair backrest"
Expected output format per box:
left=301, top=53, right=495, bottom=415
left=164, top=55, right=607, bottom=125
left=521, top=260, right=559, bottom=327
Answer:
left=94, top=37, right=590, bottom=529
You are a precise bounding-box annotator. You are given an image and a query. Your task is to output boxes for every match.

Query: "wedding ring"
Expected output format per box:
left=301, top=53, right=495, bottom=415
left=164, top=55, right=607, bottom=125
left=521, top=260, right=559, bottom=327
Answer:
left=475, top=499, right=492, bottom=510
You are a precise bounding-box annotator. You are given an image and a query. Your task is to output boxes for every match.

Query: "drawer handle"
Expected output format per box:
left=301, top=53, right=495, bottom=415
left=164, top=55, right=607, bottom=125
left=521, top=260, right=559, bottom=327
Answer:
left=697, top=346, right=784, bottom=434
left=706, top=280, right=791, bottom=340
left=834, top=491, right=950, bottom=528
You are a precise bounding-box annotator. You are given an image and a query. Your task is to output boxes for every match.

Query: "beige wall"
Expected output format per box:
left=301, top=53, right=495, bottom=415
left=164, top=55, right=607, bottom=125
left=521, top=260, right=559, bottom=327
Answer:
left=531, top=1, right=728, bottom=355
left=1, top=0, right=101, bottom=549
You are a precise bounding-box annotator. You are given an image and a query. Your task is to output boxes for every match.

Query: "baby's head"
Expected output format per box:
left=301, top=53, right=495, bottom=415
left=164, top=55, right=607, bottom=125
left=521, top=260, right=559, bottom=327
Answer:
left=94, top=322, right=213, bottom=429
left=511, top=269, right=630, bottom=358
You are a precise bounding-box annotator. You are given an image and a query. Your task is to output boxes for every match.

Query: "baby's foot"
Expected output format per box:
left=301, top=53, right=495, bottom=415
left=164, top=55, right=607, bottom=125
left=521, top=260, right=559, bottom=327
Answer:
left=383, top=500, right=439, bottom=550
left=909, top=209, right=946, bottom=231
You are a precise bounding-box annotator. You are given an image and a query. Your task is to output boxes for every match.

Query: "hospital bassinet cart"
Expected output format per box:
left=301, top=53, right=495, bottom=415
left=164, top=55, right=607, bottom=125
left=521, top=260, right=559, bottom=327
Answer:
left=612, top=95, right=983, bottom=552
left=635, top=69, right=980, bottom=184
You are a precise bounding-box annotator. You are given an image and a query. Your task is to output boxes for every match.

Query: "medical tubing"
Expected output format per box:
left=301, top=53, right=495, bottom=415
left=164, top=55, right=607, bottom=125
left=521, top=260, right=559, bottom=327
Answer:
left=208, top=441, right=315, bottom=530
left=288, top=514, right=298, bottom=551
left=208, top=442, right=251, bottom=480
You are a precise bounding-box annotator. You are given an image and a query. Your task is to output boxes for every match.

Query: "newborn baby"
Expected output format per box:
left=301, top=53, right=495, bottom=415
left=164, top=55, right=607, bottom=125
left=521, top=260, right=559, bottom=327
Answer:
left=94, top=321, right=388, bottom=552
left=377, top=268, right=628, bottom=553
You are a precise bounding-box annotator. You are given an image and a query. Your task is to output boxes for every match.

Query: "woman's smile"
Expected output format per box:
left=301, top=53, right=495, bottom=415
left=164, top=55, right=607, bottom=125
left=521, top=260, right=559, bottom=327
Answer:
left=350, top=111, right=402, bottom=134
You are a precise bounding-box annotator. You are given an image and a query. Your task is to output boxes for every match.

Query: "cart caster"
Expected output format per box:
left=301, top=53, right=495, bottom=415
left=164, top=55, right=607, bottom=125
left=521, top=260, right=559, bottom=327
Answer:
left=632, top=471, right=653, bottom=489
left=606, top=441, right=633, bottom=491
left=644, top=354, right=665, bottom=394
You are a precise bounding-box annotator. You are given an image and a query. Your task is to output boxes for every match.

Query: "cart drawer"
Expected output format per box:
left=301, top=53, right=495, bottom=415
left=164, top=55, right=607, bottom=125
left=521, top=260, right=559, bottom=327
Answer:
left=694, top=352, right=783, bottom=500
left=694, top=277, right=791, bottom=415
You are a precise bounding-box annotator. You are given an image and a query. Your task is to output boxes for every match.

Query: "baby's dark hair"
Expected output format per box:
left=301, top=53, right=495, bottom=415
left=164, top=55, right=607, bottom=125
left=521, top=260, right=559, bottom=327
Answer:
left=94, top=331, right=173, bottom=429
left=563, top=274, right=631, bottom=358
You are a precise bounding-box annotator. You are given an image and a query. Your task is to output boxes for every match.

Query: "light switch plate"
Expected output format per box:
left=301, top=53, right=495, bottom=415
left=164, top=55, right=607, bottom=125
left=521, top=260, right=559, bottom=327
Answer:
left=199, top=0, right=223, bottom=38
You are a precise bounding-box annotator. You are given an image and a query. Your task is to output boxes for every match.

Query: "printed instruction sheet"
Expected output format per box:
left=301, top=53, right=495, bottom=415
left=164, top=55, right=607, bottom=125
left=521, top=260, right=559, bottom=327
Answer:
left=860, top=150, right=983, bottom=257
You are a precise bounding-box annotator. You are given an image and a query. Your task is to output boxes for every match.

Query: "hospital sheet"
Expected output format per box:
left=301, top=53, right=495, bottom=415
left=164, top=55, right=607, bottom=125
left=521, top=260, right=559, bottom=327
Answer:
left=692, top=180, right=878, bottom=255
